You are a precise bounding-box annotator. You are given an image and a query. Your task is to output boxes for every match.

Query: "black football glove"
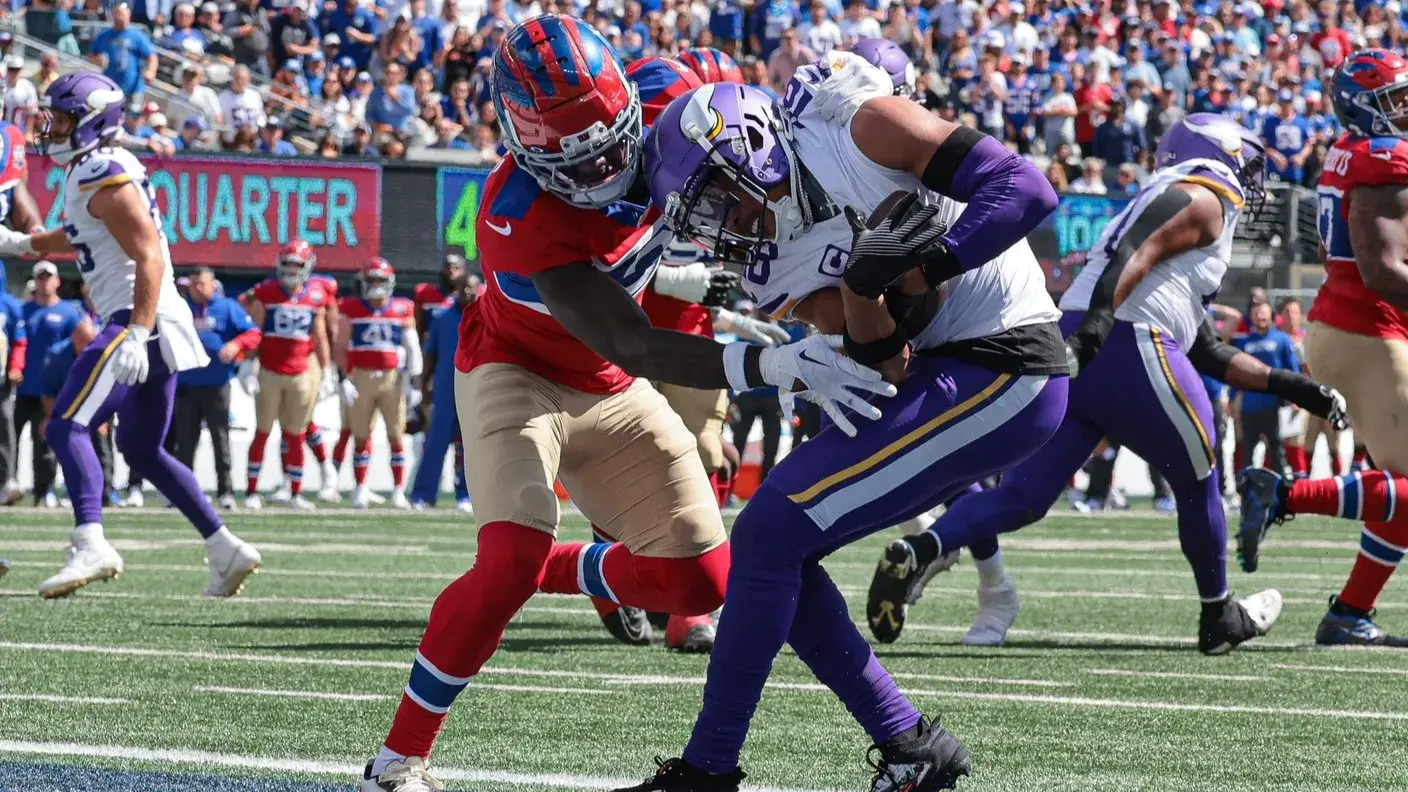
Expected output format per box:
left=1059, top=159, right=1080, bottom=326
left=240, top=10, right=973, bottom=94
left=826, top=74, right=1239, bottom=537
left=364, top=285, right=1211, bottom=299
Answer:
left=842, top=190, right=955, bottom=299
left=700, top=268, right=741, bottom=307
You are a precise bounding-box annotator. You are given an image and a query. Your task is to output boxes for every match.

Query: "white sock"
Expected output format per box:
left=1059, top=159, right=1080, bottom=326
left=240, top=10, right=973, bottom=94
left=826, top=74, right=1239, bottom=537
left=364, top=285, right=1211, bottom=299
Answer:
left=72, top=522, right=105, bottom=546
left=205, top=526, right=235, bottom=550
left=371, top=745, right=411, bottom=778
left=974, top=551, right=1007, bottom=587
left=899, top=510, right=937, bottom=537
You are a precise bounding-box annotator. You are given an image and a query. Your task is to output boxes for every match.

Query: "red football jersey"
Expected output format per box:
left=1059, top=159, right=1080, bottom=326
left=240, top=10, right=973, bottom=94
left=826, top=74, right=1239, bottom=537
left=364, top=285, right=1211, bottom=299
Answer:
left=413, top=283, right=445, bottom=309
left=252, top=278, right=332, bottom=375
left=457, top=156, right=671, bottom=394
left=1310, top=134, right=1408, bottom=340
left=342, top=296, right=414, bottom=372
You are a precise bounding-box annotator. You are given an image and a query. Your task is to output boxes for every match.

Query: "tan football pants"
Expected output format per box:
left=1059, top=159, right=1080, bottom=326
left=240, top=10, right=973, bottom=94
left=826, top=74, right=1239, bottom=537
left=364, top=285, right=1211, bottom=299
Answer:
left=1306, top=323, right=1408, bottom=472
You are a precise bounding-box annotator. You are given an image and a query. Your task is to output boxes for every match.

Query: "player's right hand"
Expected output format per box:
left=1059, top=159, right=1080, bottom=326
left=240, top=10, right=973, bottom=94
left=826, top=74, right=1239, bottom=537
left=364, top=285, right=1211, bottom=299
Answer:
left=340, top=379, right=359, bottom=406
left=110, top=325, right=151, bottom=386
left=761, top=334, right=897, bottom=437
left=0, top=226, right=35, bottom=257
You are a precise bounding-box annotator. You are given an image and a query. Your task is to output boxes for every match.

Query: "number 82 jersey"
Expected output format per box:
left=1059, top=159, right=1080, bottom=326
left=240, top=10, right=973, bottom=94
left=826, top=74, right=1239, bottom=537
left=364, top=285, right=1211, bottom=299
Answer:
left=1312, top=133, right=1408, bottom=340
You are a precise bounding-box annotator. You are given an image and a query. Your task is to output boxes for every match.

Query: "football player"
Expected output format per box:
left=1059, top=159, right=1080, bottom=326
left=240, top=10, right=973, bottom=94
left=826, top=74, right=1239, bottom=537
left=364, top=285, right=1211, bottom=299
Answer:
left=337, top=257, right=419, bottom=510
left=1239, top=49, right=1408, bottom=646
left=240, top=240, right=335, bottom=510
left=0, top=72, right=260, bottom=598
left=620, top=50, right=1067, bottom=790
left=0, top=119, right=45, bottom=507
left=358, top=17, right=889, bottom=792
left=677, top=47, right=743, bottom=85
left=869, top=115, right=1347, bottom=653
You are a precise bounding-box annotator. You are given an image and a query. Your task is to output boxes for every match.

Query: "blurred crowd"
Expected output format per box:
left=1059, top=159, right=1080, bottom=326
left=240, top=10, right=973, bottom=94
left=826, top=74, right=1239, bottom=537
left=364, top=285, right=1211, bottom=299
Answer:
left=0, top=0, right=1392, bottom=181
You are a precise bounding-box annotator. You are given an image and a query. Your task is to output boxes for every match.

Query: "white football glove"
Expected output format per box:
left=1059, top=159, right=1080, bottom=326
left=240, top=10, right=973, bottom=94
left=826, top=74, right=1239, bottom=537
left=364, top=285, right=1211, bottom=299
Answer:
left=653, top=262, right=741, bottom=307
left=808, top=52, right=894, bottom=124
left=340, top=378, right=359, bottom=406
left=407, top=387, right=423, bottom=410
left=318, top=368, right=337, bottom=402
left=730, top=334, right=896, bottom=437
left=1326, top=387, right=1350, bottom=432
left=716, top=308, right=792, bottom=347
left=109, top=325, right=151, bottom=386
left=0, top=226, right=36, bottom=257
left=237, top=359, right=260, bottom=395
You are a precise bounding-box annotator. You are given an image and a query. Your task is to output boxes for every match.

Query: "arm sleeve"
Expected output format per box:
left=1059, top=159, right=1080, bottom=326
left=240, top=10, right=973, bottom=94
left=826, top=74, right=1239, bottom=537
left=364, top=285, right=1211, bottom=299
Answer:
left=7, top=337, right=26, bottom=375
left=401, top=326, right=423, bottom=378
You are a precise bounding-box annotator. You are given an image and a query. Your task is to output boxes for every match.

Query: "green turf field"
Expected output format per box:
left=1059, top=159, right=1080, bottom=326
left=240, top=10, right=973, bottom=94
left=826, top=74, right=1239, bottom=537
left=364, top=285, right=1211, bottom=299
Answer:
left=1, top=508, right=1405, bottom=792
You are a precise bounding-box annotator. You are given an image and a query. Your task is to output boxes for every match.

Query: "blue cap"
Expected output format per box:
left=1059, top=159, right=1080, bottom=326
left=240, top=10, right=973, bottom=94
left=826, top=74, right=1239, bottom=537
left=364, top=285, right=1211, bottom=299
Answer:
left=309, top=51, right=325, bottom=62
left=338, top=55, right=355, bottom=70
left=183, top=116, right=209, bottom=130
left=281, top=58, right=302, bottom=73
left=1278, top=89, right=1295, bottom=102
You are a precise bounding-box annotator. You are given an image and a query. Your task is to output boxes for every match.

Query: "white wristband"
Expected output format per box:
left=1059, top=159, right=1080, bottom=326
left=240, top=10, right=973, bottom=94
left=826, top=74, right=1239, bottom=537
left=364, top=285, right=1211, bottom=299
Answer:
left=723, top=341, right=752, bottom=391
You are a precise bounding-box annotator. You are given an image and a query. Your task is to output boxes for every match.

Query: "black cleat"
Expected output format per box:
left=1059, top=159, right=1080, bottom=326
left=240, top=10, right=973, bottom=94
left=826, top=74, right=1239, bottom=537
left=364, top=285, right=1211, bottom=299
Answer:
left=646, top=611, right=671, bottom=631
left=868, top=716, right=972, bottom=792
left=1315, top=596, right=1408, bottom=647
left=867, top=540, right=926, bottom=644
left=0, top=559, right=8, bottom=579
left=611, top=757, right=744, bottom=792
left=1235, top=468, right=1291, bottom=573
left=1198, top=590, right=1284, bottom=655
left=601, top=606, right=653, bottom=647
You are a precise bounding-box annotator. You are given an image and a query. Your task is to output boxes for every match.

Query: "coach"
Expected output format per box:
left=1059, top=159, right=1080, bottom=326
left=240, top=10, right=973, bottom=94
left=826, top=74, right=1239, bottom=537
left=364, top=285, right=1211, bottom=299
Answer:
left=1234, top=302, right=1300, bottom=477
left=17, top=261, right=84, bottom=506
left=176, top=267, right=259, bottom=508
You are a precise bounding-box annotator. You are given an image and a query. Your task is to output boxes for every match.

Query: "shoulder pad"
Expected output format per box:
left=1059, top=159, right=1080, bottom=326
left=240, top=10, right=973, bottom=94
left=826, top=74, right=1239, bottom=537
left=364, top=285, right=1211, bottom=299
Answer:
left=794, top=51, right=894, bottom=128
left=1346, top=136, right=1408, bottom=187
left=71, top=147, right=145, bottom=192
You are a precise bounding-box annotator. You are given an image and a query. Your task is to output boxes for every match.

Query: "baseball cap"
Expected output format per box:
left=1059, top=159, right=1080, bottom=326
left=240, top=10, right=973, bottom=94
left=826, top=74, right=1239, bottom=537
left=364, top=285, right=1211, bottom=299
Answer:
left=309, top=51, right=325, bottom=63
left=32, top=261, right=58, bottom=278
left=263, top=116, right=282, bottom=129
left=199, top=1, right=218, bottom=11
left=4, top=55, right=21, bottom=70
left=1278, top=89, right=1295, bottom=102
left=280, top=58, right=302, bottom=73
left=355, top=71, right=373, bottom=82
left=148, top=112, right=169, bottom=129
left=183, top=116, right=209, bottom=130
left=1010, top=1, right=1025, bottom=12
left=324, top=33, right=342, bottom=46
left=338, top=55, right=356, bottom=70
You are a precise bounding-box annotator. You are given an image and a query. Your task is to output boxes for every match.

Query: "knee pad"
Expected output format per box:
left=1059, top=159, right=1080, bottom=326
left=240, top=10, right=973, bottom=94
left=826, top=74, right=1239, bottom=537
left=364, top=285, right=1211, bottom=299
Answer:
left=472, top=521, right=554, bottom=606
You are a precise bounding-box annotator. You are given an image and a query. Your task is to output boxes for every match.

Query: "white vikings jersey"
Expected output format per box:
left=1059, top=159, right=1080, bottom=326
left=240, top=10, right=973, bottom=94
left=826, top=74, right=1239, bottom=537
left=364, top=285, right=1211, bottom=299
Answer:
left=61, top=146, right=208, bottom=371
left=751, top=55, right=1060, bottom=351
left=1059, top=159, right=1242, bottom=350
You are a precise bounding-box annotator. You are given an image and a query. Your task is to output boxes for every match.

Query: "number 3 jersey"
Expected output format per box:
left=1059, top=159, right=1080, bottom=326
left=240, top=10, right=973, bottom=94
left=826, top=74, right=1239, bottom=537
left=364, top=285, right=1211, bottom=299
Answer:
left=458, top=155, right=672, bottom=395
left=1311, top=133, right=1408, bottom=340
left=250, top=277, right=333, bottom=376
left=754, top=55, right=1058, bottom=351
left=1060, top=159, right=1243, bottom=349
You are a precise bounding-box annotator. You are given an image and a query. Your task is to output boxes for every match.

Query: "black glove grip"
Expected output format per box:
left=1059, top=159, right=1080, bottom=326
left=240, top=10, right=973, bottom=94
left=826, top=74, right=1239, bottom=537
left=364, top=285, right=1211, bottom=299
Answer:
left=1266, top=369, right=1335, bottom=419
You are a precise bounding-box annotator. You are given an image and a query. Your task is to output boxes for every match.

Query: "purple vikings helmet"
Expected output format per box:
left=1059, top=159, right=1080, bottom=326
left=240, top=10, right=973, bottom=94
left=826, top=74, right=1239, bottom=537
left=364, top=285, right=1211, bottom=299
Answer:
left=645, top=84, right=811, bottom=266
left=851, top=38, right=917, bottom=98
left=1154, top=113, right=1268, bottom=219
left=38, top=72, right=125, bottom=166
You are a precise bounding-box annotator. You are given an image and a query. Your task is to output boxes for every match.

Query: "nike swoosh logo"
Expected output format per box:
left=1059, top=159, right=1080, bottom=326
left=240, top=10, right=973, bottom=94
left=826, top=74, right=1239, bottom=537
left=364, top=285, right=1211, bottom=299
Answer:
left=486, top=219, right=512, bottom=236
left=798, top=349, right=824, bottom=366
left=1372, top=151, right=1394, bottom=161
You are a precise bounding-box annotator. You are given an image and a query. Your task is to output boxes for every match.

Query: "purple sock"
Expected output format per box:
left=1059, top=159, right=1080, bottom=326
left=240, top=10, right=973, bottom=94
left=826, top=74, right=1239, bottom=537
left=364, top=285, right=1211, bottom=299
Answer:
left=46, top=418, right=105, bottom=527
left=116, top=369, right=223, bottom=539
left=1178, top=473, right=1229, bottom=602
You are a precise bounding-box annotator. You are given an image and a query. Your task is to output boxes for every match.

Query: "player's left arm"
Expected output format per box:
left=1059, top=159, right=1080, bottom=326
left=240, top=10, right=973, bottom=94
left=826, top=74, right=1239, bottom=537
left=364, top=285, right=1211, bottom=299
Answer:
left=400, top=312, right=422, bottom=379
left=1347, top=182, right=1408, bottom=312
left=842, top=96, right=1058, bottom=297
left=88, top=182, right=163, bottom=332
left=7, top=181, right=43, bottom=234
left=312, top=307, right=331, bottom=368
left=1187, top=315, right=1347, bottom=428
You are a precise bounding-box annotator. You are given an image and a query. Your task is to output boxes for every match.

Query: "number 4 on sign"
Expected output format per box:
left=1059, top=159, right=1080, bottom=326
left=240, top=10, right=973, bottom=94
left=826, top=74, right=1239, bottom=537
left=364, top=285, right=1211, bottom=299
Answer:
left=446, top=181, right=480, bottom=260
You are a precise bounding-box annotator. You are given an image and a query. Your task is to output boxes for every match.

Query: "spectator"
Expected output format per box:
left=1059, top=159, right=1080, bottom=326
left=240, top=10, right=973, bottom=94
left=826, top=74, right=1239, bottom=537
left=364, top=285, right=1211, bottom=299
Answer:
left=739, top=55, right=777, bottom=99
left=1234, top=301, right=1299, bottom=477
left=765, top=28, right=814, bottom=89
left=410, top=66, right=436, bottom=106
left=435, top=1, right=462, bottom=49
left=838, top=0, right=881, bottom=44
left=407, top=0, right=443, bottom=75
left=306, top=51, right=330, bottom=95
left=366, top=60, right=417, bottom=133
left=163, top=4, right=206, bottom=55
left=881, top=4, right=926, bottom=61
left=441, top=77, right=474, bottom=130
left=178, top=267, right=257, bottom=510
left=224, top=0, right=272, bottom=74
left=147, top=112, right=177, bottom=144
left=270, top=59, right=310, bottom=103
left=309, top=68, right=354, bottom=140
left=169, top=63, right=224, bottom=132
left=470, top=122, right=500, bottom=164
left=971, top=54, right=1007, bottom=139
left=1041, top=70, right=1078, bottom=155
left=1092, top=98, right=1146, bottom=167
left=122, top=104, right=156, bottom=140
left=994, top=2, right=1037, bottom=56
left=32, top=54, right=62, bottom=95
left=1124, top=43, right=1162, bottom=94
left=441, top=25, right=476, bottom=88
left=1003, top=52, right=1037, bottom=155
left=316, top=130, right=341, bottom=157
left=327, top=0, right=379, bottom=70
left=1045, top=159, right=1069, bottom=191
left=1069, top=157, right=1107, bottom=194
left=0, top=282, right=24, bottom=504
left=1263, top=89, right=1313, bottom=185
left=750, top=0, right=799, bottom=60
left=16, top=262, right=84, bottom=509
left=1077, top=27, right=1120, bottom=82
left=218, top=64, right=266, bottom=144
left=1160, top=40, right=1191, bottom=104
left=342, top=122, right=379, bottom=156
left=2, top=56, right=39, bottom=134
left=407, top=97, right=442, bottom=147
left=174, top=117, right=212, bottom=150
left=71, top=0, right=110, bottom=54
left=89, top=3, right=159, bottom=102
left=1310, top=15, right=1352, bottom=69
left=1125, top=78, right=1152, bottom=129
left=271, top=0, right=321, bottom=65
left=430, top=118, right=470, bottom=149
left=1114, top=162, right=1140, bottom=195
left=796, top=0, right=842, bottom=55
left=1073, top=66, right=1111, bottom=158
left=708, top=0, right=745, bottom=55
left=376, top=14, right=423, bottom=75
left=196, top=2, right=235, bottom=58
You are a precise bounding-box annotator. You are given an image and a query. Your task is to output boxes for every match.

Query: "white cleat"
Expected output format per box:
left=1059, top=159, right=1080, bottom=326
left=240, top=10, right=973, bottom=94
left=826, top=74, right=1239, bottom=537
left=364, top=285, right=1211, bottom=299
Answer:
left=204, top=537, right=262, bottom=598
left=40, top=491, right=59, bottom=509
left=360, top=757, right=443, bottom=792
left=390, top=489, right=411, bottom=510
left=0, top=481, right=24, bottom=506
left=289, top=495, right=317, bottom=510
left=1239, top=589, right=1284, bottom=635
left=365, top=489, right=387, bottom=505
left=38, top=537, right=125, bottom=599
left=455, top=499, right=474, bottom=515
left=352, top=486, right=371, bottom=510
left=320, top=460, right=339, bottom=493
left=961, top=575, right=1020, bottom=647
left=218, top=494, right=237, bottom=511
left=244, top=493, right=264, bottom=511
left=120, top=487, right=143, bottom=508
left=269, top=485, right=292, bottom=504
left=908, top=549, right=962, bottom=605
left=318, top=484, right=342, bottom=503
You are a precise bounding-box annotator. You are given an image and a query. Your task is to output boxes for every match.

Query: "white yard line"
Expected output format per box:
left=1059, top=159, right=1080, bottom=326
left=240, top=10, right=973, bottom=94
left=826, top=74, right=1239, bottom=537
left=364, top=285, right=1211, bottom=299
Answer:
left=0, top=694, right=129, bottom=704
left=1273, top=663, right=1408, bottom=676
left=903, top=689, right=1408, bottom=720
left=192, top=682, right=614, bottom=699
left=0, top=740, right=846, bottom=792
left=1085, top=669, right=1269, bottom=682
left=0, top=540, right=437, bottom=556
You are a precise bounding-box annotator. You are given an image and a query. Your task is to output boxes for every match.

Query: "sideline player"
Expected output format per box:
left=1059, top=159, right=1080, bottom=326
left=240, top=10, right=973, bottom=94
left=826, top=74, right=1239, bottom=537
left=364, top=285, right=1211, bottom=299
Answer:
left=621, top=51, right=1068, bottom=790
left=0, top=72, right=259, bottom=598
left=0, top=119, right=47, bottom=507
left=408, top=272, right=475, bottom=512
left=868, top=115, right=1345, bottom=654
left=358, top=18, right=890, bottom=792
left=240, top=240, right=334, bottom=509
left=337, top=257, right=419, bottom=510
left=1239, top=49, right=1408, bottom=646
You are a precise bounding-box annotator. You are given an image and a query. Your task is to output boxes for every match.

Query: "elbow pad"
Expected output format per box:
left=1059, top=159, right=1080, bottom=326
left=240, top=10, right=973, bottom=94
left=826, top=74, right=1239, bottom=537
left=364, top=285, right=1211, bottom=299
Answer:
left=1186, top=316, right=1238, bottom=378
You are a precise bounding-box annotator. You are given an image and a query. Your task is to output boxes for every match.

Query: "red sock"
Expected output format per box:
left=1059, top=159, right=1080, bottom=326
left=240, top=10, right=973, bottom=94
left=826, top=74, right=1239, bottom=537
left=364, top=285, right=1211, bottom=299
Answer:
left=1339, top=520, right=1408, bottom=611
left=281, top=431, right=305, bottom=497
left=538, top=541, right=729, bottom=616
left=246, top=431, right=268, bottom=495
left=353, top=439, right=371, bottom=486
left=590, top=596, right=621, bottom=619
left=390, top=438, right=406, bottom=488
left=1289, top=470, right=1408, bottom=523
left=1287, top=445, right=1309, bottom=478
left=305, top=422, right=328, bottom=464
left=709, top=470, right=731, bottom=508
left=665, top=613, right=714, bottom=648
left=1352, top=448, right=1371, bottom=472
left=334, top=428, right=353, bottom=467
left=384, top=522, right=551, bottom=760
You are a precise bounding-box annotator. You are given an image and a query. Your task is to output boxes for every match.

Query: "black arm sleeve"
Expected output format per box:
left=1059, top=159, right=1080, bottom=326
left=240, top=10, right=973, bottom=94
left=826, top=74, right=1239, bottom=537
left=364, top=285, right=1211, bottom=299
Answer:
left=1185, top=314, right=1239, bottom=378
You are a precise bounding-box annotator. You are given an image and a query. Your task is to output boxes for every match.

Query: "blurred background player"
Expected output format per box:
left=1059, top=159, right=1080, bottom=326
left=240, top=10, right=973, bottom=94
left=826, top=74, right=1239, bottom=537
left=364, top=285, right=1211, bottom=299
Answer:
left=0, top=119, right=45, bottom=507
left=267, top=269, right=342, bottom=504
left=41, top=316, right=118, bottom=506
left=676, top=47, right=743, bottom=85
left=0, top=72, right=260, bottom=599
left=337, top=257, right=419, bottom=510
left=409, top=272, right=477, bottom=513
left=239, top=240, right=335, bottom=510
left=1240, top=49, right=1408, bottom=647
left=16, top=260, right=84, bottom=507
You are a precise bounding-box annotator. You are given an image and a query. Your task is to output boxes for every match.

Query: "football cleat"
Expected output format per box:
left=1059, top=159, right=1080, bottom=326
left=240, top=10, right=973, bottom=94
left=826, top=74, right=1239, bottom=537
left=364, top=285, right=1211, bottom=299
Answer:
left=909, top=549, right=961, bottom=605
left=391, top=489, right=412, bottom=510
left=244, top=493, right=264, bottom=511
left=289, top=494, right=316, bottom=510
left=665, top=615, right=715, bottom=653
left=610, top=757, right=745, bottom=792
left=1235, top=468, right=1290, bottom=573
left=868, top=716, right=972, bottom=792
left=352, top=486, right=372, bottom=510
left=360, top=757, right=444, bottom=792
left=270, top=484, right=292, bottom=504
left=120, top=486, right=143, bottom=508
left=601, top=605, right=653, bottom=646
left=1198, top=589, right=1283, bottom=655
left=320, top=460, right=341, bottom=500
left=410, top=499, right=429, bottom=511
left=961, top=575, right=1019, bottom=647
left=647, top=611, right=671, bottom=631
left=218, top=494, right=237, bottom=511
left=1314, top=596, right=1408, bottom=647
left=1153, top=495, right=1176, bottom=514
left=0, top=559, right=9, bottom=579
left=40, top=491, right=59, bottom=508
left=455, top=498, right=474, bottom=514
left=204, top=537, right=262, bottom=598
left=38, top=536, right=124, bottom=599
left=0, top=481, right=23, bottom=505
left=867, top=539, right=928, bottom=644
left=366, top=489, right=387, bottom=505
